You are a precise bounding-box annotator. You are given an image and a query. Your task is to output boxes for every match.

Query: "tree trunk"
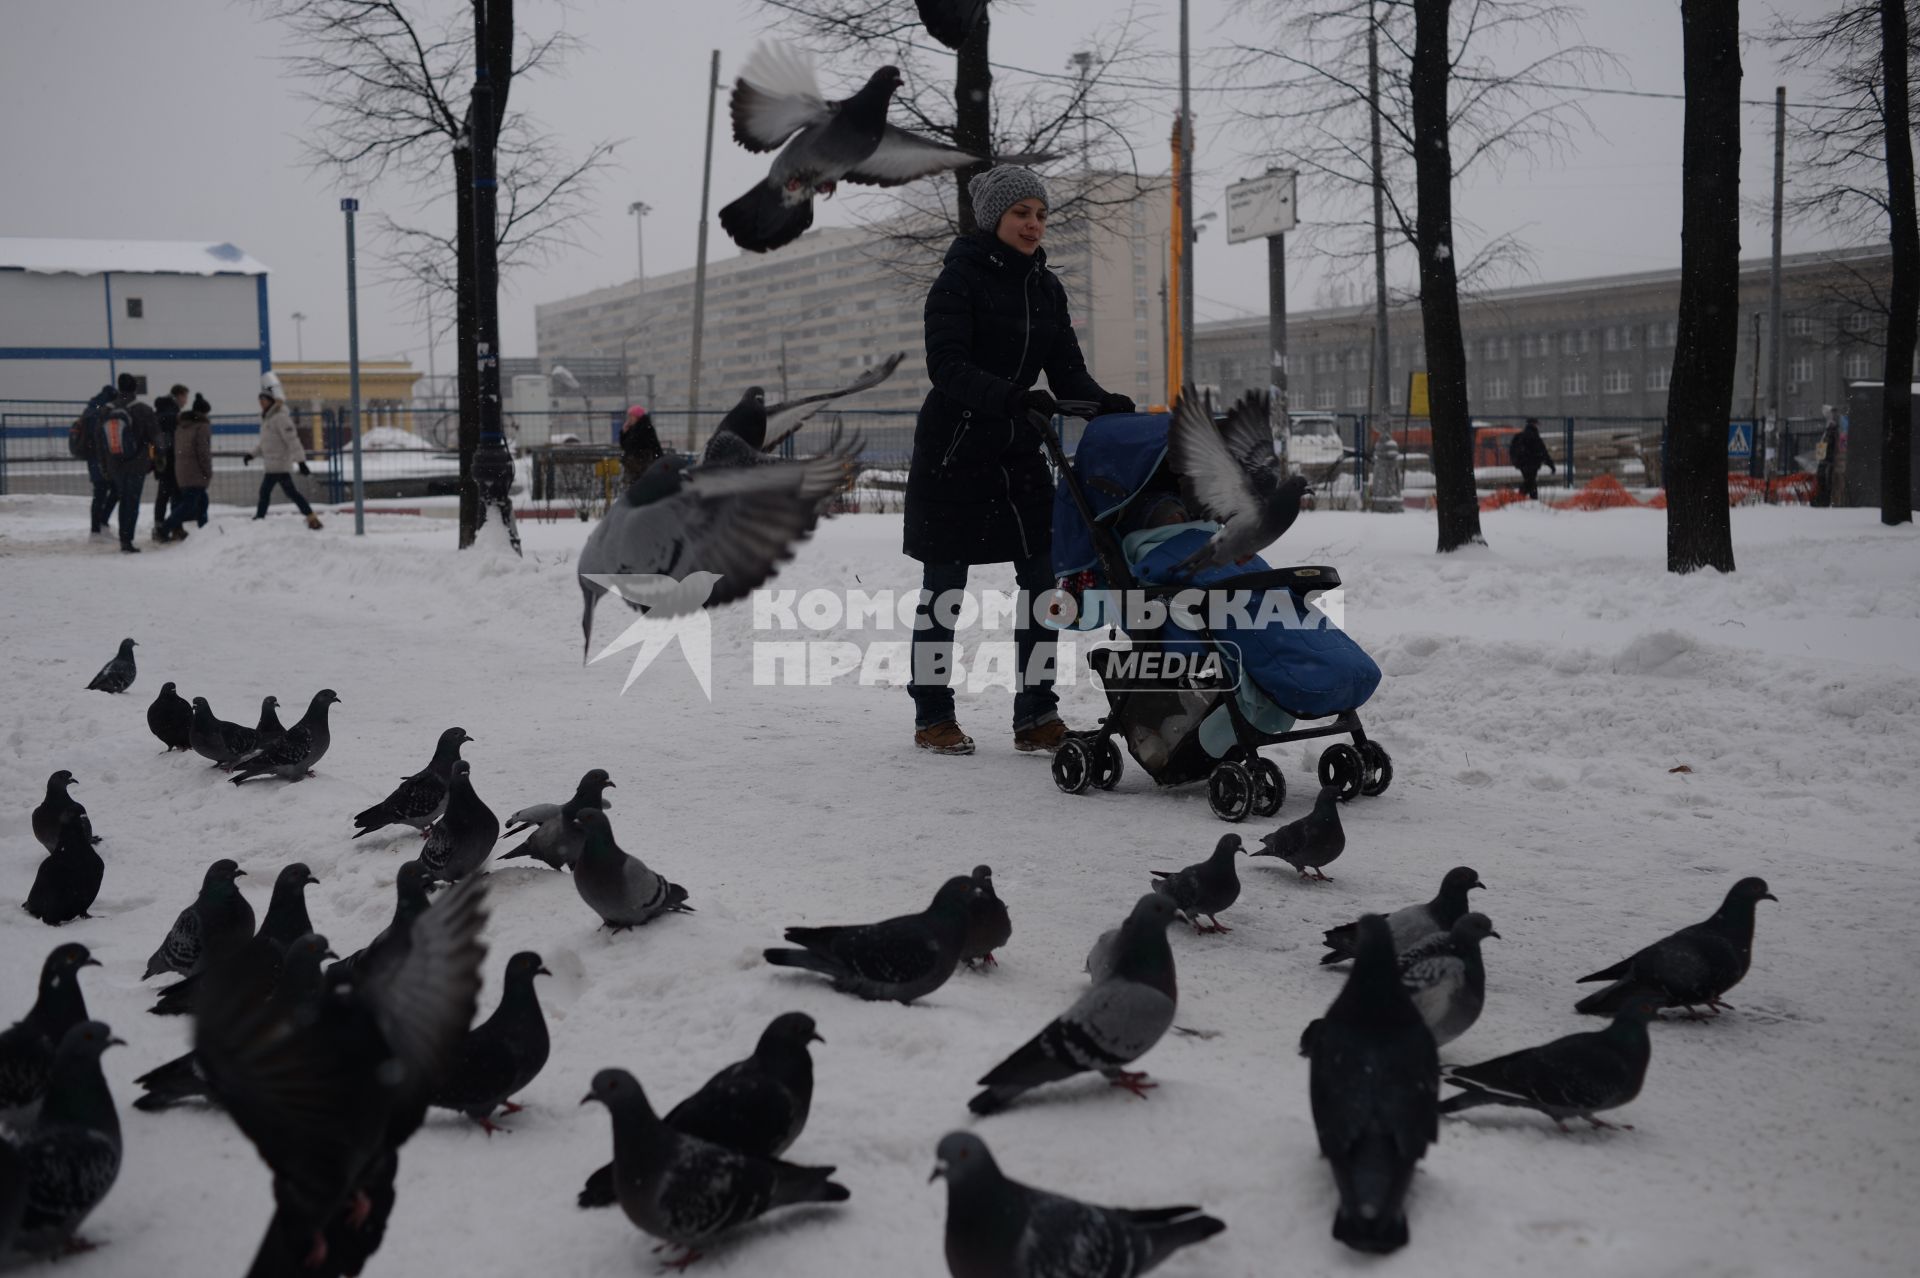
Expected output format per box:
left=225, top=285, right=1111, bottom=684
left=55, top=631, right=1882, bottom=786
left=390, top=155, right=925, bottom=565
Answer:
left=953, top=14, right=993, bottom=235
left=1881, top=0, right=1917, bottom=525
left=455, top=142, right=480, bottom=547
left=1410, top=0, right=1484, bottom=551
left=1665, top=0, right=1741, bottom=573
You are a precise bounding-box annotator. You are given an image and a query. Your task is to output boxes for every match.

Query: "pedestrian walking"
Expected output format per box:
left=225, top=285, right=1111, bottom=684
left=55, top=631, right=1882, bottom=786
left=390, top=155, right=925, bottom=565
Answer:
left=247, top=376, right=322, bottom=529
left=79, top=383, right=119, bottom=536
left=159, top=394, right=214, bottom=541
left=96, top=377, right=156, bottom=552
left=150, top=382, right=187, bottom=538
left=1508, top=418, right=1557, bottom=500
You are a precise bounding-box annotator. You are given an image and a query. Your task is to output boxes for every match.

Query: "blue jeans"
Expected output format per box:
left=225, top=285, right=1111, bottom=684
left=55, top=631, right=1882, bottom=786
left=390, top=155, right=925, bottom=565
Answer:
left=908, top=554, right=1061, bottom=730
left=164, top=487, right=208, bottom=533
left=256, top=472, right=313, bottom=518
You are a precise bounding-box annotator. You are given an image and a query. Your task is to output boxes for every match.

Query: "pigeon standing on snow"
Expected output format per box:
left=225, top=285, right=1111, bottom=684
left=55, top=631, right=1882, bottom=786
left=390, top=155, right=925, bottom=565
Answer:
left=146, top=683, right=193, bottom=752
left=932, top=1131, right=1226, bottom=1278
left=430, top=951, right=551, bottom=1133
left=150, top=863, right=318, bottom=1017
left=328, top=861, right=434, bottom=984
left=1441, top=996, right=1660, bottom=1130
left=30, top=772, right=92, bottom=854
left=572, top=809, right=690, bottom=932
left=1165, top=387, right=1311, bottom=575
left=701, top=356, right=904, bottom=468
left=1574, top=876, right=1777, bottom=1017
left=1151, top=835, right=1246, bottom=933
left=84, top=639, right=136, bottom=694
left=187, top=697, right=258, bottom=768
left=420, top=762, right=499, bottom=885
left=142, top=859, right=253, bottom=980
left=353, top=727, right=473, bottom=839
left=970, top=893, right=1180, bottom=1116
left=960, top=865, right=1012, bottom=969
left=581, top=1068, right=849, bottom=1267
left=579, top=1011, right=822, bottom=1208
left=251, top=695, right=286, bottom=752
left=24, top=816, right=104, bottom=927
left=1304, top=914, right=1439, bottom=1255
left=1397, top=913, right=1499, bottom=1047
left=764, top=875, right=973, bottom=1003
left=720, top=44, right=986, bottom=253
left=0, top=1022, right=123, bottom=1257
left=1252, top=785, right=1345, bottom=881
left=0, top=944, right=99, bottom=1113
left=500, top=768, right=614, bottom=871
left=228, top=688, right=338, bottom=783
left=1322, top=866, right=1484, bottom=965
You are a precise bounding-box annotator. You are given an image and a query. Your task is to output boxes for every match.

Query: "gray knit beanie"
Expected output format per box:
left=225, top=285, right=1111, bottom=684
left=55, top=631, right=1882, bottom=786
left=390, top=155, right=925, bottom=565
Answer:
left=969, top=165, right=1049, bottom=235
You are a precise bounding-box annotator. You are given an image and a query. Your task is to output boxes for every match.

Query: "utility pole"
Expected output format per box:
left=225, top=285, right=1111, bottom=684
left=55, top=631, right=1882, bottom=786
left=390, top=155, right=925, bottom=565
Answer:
left=290, top=311, right=307, bottom=361
left=1177, top=0, right=1195, bottom=376
left=340, top=200, right=365, bottom=535
left=1071, top=50, right=1096, bottom=379
left=1765, top=85, right=1787, bottom=486
left=627, top=200, right=651, bottom=410
left=468, top=0, right=517, bottom=553
left=687, top=49, right=721, bottom=450
left=778, top=335, right=791, bottom=402
left=1368, top=0, right=1392, bottom=431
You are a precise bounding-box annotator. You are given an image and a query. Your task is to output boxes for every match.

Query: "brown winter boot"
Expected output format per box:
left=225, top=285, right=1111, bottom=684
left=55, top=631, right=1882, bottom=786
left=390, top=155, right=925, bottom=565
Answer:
left=306, top=513, right=324, bottom=530
left=1013, top=718, right=1070, bottom=753
left=914, top=720, right=976, bottom=756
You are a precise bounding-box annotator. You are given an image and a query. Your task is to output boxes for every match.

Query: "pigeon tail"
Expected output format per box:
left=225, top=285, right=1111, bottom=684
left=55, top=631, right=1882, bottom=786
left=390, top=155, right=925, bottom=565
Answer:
left=1575, top=958, right=1632, bottom=984
left=1137, top=1210, right=1229, bottom=1268
left=768, top=1163, right=850, bottom=1210
left=132, top=1051, right=207, bottom=1110
left=1330, top=1131, right=1413, bottom=1255
left=577, top=1163, right=616, bottom=1209
left=720, top=181, right=815, bottom=253
left=763, top=947, right=844, bottom=980
left=1436, top=1085, right=1508, bottom=1116
left=1574, top=978, right=1647, bottom=1017
left=499, top=839, right=536, bottom=861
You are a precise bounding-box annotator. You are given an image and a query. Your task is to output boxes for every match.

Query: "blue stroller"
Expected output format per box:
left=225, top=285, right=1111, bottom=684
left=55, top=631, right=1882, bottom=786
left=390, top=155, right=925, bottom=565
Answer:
left=1036, top=405, right=1392, bottom=822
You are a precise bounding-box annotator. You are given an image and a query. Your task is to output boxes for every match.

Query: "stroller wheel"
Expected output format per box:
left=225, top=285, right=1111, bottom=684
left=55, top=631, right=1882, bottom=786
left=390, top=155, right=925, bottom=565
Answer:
left=1092, top=738, right=1125, bottom=790
left=1358, top=740, right=1394, bottom=796
left=1318, top=744, right=1366, bottom=802
left=1207, top=762, right=1255, bottom=822
left=1249, top=758, right=1286, bottom=817
left=1053, top=737, right=1095, bottom=795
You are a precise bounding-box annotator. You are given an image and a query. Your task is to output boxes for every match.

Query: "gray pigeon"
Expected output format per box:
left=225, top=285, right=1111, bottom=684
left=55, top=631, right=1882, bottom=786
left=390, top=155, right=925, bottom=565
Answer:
left=0, top=1022, right=123, bottom=1257
left=352, top=727, right=472, bottom=838
left=500, top=768, right=615, bottom=870
left=1150, top=835, right=1245, bottom=933
left=1442, top=996, right=1660, bottom=1130
left=1574, top=877, right=1776, bottom=1017
left=0, top=945, right=98, bottom=1114
left=252, top=696, right=285, bottom=751
left=1165, top=388, right=1311, bottom=575
left=228, top=688, right=338, bottom=783
left=420, top=762, right=500, bottom=885
left=146, top=683, right=192, bottom=751
left=572, top=809, right=689, bottom=931
left=702, top=356, right=904, bottom=467
left=1397, top=913, right=1499, bottom=1047
left=187, top=697, right=257, bottom=768
left=1252, top=785, right=1345, bottom=881
left=764, top=876, right=973, bottom=1003
left=142, top=859, right=253, bottom=980
left=932, top=1131, right=1226, bottom=1278
left=582, top=1068, right=848, bottom=1267
left=29, top=773, right=91, bottom=855
left=84, top=639, right=136, bottom=694
left=1322, top=866, right=1484, bottom=965
left=721, top=44, right=984, bottom=253
left=971, top=894, right=1180, bottom=1116
left=960, top=865, right=1012, bottom=969
left=429, top=951, right=551, bottom=1132
left=1304, top=914, right=1439, bottom=1255
left=1084, top=927, right=1122, bottom=984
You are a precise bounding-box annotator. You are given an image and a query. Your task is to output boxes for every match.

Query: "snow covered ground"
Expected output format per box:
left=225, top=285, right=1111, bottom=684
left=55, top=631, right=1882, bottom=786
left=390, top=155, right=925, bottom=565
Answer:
left=2, top=492, right=1917, bottom=1276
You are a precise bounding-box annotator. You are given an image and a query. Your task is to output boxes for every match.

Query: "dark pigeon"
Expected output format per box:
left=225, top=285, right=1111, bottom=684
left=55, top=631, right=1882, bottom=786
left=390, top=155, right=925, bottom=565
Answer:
left=30, top=772, right=92, bottom=854
left=1304, top=914, right=1439, bottom=1255
left=187, top=697, right=258, bottom=768
left=572, top=809, right=689, bottom=931
left=1574, top=877, right=1776, bottom=1017
left=1322, top=866, right=1484, bottom=965
left=328, top=860, right=434, bottom=985
left=429, top=951, right=551, bottom=1132
left=1150, top=835, right=1246, bottom=933
left=0, top=945, right=98, bottom=1114
left=252, top=695, right=286, bottom=752
left=142, top=858, right=253, bottom=980
left=1398, top=913, right=1499, bottom=1047
left=500, top=768, right=615, bottom=870
left=1442, top=997, right=1660, bottom=1130
left=580, top=1011, right=822, bottom=1208
left=229, top=688, right=338, bottom=783
left=146, top=683, right=193, bottom=752
left=420, top=761, right=500, bottom=885
left=0, top=1138, right=23, bottom=1258
left=970, top=894, right=1180, bottom=1116
left=149, top=863, right=317, bottom=1017
left=23, top=815, right=104, bottom=927
left=932, top=1130, right=1226, bottom=1278
left=84, top=639, right=136, bottom=694
left=582, top=1067, right=848, bottom=1268
left=916, top=0, right=990, bottom=50
left=1252, top=784, right=1345, bottom=881
left=960, top=865, right=1012, bottom=969
left=0, top=1022, right=123, bottom=1257
left=352, top=727, right=472, bottom=839
left=1166, top=387, right=1311, bottom=575
left=701, top=356, right=904, bottom=467
left=764, top=875, right=972, bottom=1003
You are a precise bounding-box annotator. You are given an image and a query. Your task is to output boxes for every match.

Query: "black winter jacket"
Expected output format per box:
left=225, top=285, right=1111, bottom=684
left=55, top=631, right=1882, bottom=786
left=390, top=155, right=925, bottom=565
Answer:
left=1508, top=425, right=1554, bottom=473
left=102, top=393, right=156, bottom=479
left=904, top=233, right=1108, bottom=565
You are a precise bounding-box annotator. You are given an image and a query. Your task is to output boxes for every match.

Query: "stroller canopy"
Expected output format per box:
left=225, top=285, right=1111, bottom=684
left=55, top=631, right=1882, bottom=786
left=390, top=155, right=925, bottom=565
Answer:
left=1051, top=412, right=1170, bottom=579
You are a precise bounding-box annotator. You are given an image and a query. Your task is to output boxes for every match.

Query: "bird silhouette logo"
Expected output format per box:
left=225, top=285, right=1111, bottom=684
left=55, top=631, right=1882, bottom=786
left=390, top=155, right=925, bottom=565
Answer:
left=582, top=572, right=723, bottom=698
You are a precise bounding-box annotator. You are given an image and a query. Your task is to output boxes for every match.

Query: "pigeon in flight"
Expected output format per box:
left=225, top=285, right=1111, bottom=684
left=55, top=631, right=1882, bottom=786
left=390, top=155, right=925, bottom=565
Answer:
left=84, top=639, right=137, bottom=694
left=1442, top=996, right=1660, bottom=1130
left=701, top=355, right=904, bottom=468
left=1574, top=877, right=1775, bottom=1017
left=1322, top=866, right=1484, bottom=965
left=1165, top=386, right=1311, bottom=575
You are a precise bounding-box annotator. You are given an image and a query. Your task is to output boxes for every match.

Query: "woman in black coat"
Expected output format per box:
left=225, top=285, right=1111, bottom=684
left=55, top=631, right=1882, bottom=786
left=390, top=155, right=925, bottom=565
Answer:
left=903, top=166, right=1134, bottom=756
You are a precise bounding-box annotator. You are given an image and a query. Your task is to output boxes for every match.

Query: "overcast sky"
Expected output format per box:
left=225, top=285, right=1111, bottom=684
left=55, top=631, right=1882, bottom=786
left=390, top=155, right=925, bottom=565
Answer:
left=0, top=0, right=1854, bottom=379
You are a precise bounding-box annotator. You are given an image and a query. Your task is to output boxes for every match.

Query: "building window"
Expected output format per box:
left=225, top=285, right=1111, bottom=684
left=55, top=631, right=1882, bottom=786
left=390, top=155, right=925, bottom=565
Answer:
left=1646, top=366, right=1671, bottom=392
left=1523, top=373, right=1550, bottom=398
left=1315, top=386, right=1335, bottom=409
left=1604, top=326, right=1619, bottom=352
left=1788, top=355, right=1814, bottom=385
left=1603, top=367, right=1633, bottom=394
left=1562, top=371, right=1590, bottom=396
left=125, top=297, right=144, bottom=319
left=1843, top=311, right=1871, bottom=334
left=1561, top=330, right=1589, bottom=356
left=1390, top=380, right=1405, bottom=407
left=1519, top=334, right=1540, bottom=358
left=1345, top=349, right=1362, bottom=372
left=1844, top=350, right=1874, bottom=379
left=1484, top=377, right=1511, bottom=400
left=1788, top=315, right=1813, bottom=337
left=1646, top=320, right=1676, bottom=348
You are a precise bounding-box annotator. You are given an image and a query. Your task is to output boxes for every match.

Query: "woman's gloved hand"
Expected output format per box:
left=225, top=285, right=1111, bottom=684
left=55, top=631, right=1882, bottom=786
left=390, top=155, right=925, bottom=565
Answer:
left=1010, top=388, right=1059, bottom=420
left=1096, top=393, right=1136, bottom=416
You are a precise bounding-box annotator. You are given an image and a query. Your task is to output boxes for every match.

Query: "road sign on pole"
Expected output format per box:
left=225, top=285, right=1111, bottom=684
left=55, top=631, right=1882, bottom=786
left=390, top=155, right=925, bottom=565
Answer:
left=1226, top=170, right=1297, bottom=244
left=1727, top=420, right=1754, bottom=461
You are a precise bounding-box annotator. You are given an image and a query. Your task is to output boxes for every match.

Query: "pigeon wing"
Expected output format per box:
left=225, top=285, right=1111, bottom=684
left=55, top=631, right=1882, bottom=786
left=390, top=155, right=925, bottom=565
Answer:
left=1214, top=391, right=1281, bottom=495
left=359, top=876, right=489, bottom=1088
left=1018, top=1192, right=1135, bottom=1276
left=1166, top=388, right=1262, bottom=524
left=762, top=353, right=904, bottom=449
left=842, top=125, right=981, bottom=187
left=731, top=43, right=830, bottom=152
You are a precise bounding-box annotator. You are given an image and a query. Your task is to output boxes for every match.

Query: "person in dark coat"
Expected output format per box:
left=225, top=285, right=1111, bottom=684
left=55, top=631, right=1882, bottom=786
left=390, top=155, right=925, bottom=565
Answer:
left=150, top=382, right=187, bottom=538
left=81, top=384, right=119, bottom=536
left=1812, top=404, right=1840, bottom=508
left=1508, top=418, right=1556, bottom=500
left=159, top=394, right=215, bottom=541
left=101, top=373, right=157, bottom=552
left=903, top=165, right=1134, bottom=756
left=619, top=405, right=663, bottom=482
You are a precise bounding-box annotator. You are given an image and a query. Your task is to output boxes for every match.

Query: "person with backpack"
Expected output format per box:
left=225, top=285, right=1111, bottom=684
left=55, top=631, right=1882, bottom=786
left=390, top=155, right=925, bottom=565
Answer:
left=149, top=382, right=187, bottom=539
left=76, top=384, right=118, bottom=535
left=96, top=379, right=156, bottom=552
left=158, top=393, right=215, bottom=542
left=1508, top=418, right=1557, bottom=500
left=247, top=377, right=322, bottom=528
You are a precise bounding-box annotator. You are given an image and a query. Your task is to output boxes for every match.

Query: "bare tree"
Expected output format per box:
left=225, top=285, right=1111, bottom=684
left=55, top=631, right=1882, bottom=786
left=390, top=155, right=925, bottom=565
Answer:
left=1664, top=0, right=1741, bottom=574
left=1774, top=0, right=1917, bottom=525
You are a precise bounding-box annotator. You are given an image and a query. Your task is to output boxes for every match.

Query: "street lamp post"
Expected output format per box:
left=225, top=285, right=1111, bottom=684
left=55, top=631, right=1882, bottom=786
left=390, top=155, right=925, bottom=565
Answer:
left=291, top=311, right=307, bottom=361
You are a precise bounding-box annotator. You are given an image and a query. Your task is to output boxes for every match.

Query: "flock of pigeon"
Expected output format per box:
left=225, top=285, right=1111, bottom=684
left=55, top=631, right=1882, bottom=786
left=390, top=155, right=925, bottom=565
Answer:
left=1, top=628, right=1780, bottom=1275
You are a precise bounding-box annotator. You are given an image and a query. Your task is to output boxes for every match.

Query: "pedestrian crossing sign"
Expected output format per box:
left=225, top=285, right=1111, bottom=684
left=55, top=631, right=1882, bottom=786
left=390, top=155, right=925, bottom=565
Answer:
left=1727, top=422, right=1753, bottom=459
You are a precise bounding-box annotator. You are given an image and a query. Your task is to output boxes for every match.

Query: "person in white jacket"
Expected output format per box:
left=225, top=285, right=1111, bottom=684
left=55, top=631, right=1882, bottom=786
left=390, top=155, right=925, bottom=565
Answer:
left=247, top=379, right=322, bottom=529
